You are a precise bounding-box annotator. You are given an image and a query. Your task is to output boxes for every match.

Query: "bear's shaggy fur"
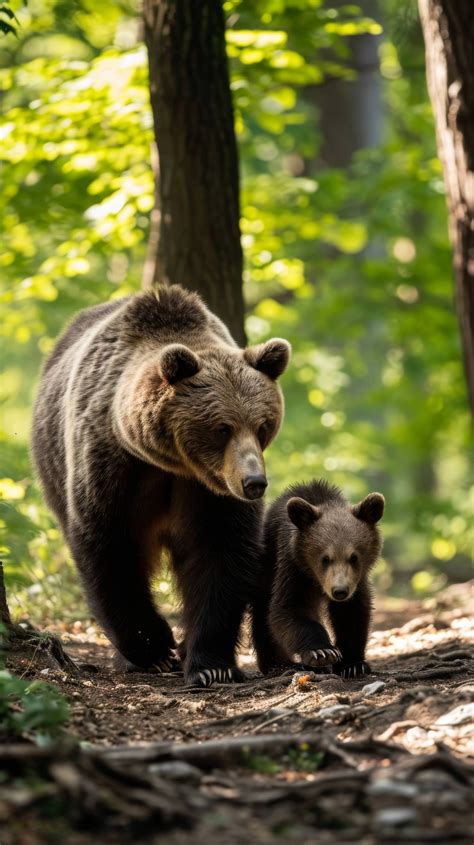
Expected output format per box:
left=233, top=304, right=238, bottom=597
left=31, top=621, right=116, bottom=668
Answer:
left=253, top=480, right=384, bottom=678
left=32, top=285, right=290, bottom=686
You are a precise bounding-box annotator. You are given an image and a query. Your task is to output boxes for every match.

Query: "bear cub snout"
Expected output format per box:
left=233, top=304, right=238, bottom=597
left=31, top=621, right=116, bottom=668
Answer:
left=252, top=479, right=384, bottom=679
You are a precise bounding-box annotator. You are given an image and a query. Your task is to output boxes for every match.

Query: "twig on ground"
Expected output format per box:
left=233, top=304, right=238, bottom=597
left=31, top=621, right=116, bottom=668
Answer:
left=250, top=710, right=295, bottom=735
left=376, top=720, right=420, bottom=741
left=389, top=662, right=471, bottom=681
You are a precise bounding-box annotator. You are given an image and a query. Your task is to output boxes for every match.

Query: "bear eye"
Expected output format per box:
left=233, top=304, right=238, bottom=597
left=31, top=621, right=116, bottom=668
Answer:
left=321, top=555, right=331, bottom=566
left=217, top=423, right=232, bottom=440
left=258, top=420, right=274, bottom=448
left=349, top=552, right=359, bottom=565
left=257, top=422, right=268, bottom=447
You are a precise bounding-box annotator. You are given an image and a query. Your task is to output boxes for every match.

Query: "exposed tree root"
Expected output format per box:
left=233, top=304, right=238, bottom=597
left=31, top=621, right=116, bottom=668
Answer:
left=0, top=732, right=471, bottom=839
left=0, top=561, right=82, bottom=676
left=390, top=661, right=472, bottom=681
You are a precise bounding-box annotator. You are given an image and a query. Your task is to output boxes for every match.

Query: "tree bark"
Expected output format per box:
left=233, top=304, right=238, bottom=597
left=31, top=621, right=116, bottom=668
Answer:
left=418, top=0, right=474, bottom=417
left=0, top=560, right=12, bottom=626
left=142, top=0, right=246, bottom=345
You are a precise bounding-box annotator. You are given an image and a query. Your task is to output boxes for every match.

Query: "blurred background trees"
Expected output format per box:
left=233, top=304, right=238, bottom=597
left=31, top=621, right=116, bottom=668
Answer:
left=0, top=0, right=471, bottom=624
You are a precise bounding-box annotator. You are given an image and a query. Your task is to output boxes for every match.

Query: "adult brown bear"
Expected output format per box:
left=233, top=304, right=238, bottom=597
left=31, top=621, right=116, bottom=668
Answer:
left=32, top=285, right=290, bottom=686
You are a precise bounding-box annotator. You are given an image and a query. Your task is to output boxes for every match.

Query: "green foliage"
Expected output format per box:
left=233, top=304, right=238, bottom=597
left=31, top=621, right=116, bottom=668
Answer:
left=286, top=745, right=324, bottom=772
left=0, top=0, right=471, bottom=620
left=243, top=743, right=324, bottom=774
left=0, top=2, right=19, bottom=38
left=242, top=751, right=282, bottom=775
left=0, top=663, right=69, bottom=741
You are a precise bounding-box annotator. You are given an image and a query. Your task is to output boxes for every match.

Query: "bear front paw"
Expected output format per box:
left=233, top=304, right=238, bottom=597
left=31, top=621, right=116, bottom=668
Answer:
left=333, top=660, right=371, bottom=679
left=153, top=654, right=182, bottom=674
left=186, top=666, right=247, bottom=688
left=115, top=650, right=182, bottom=674
left=300, top=647, right=342, bottom=668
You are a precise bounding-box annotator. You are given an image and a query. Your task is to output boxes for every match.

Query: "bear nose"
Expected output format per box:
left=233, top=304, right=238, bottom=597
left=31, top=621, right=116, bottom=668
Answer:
left=332, top=587, right=349, bottom=601
left=242, top=474, right=268, bottom=500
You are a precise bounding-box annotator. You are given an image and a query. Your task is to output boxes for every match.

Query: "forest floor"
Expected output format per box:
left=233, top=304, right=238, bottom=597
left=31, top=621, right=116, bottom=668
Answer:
left=2, top=582, right=473, bottom=845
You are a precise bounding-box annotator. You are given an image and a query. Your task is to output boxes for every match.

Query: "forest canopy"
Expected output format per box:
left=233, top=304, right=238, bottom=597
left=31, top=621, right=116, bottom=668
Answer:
left=0, top=0, right=471, bottom=623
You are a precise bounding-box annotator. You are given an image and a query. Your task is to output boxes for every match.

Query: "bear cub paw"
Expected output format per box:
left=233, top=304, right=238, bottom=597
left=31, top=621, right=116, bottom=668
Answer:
left=300, top=647, right=342, bottom=668
left=187, top=666, right=247, bottom=688
left=333, top=660, right=371, bottom=679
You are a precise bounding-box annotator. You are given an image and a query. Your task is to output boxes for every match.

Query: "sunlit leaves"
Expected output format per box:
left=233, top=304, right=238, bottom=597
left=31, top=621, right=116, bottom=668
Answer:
left=0, top=0, right=471, bottom=597
left=0, top=46, right=153, bottom=334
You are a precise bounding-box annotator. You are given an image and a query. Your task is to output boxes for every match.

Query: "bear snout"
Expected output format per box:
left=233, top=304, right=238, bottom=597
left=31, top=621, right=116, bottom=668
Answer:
left=242, top=474, right=268, bottom=500
left=331, top=587, right=350, bottom=601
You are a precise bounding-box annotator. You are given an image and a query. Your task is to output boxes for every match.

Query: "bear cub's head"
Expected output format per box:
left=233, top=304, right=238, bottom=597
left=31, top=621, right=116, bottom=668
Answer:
left=148, top=338, right=291, bottom=500
left=287, top=492, right=384, bottom=600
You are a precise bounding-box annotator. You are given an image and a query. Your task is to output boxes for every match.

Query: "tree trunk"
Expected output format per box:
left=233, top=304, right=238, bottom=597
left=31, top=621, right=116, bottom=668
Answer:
left=308, top=0, right=383, bottom=171
left=0, top=561, right=12, bottom=626
left=418, top=0, right=474, bottom=417
left=142, top=0, right=246, bottom=345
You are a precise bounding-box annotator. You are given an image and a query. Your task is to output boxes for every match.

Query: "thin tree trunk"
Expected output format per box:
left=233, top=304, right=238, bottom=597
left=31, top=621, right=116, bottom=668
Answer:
left=0, top=560, right=12, bottom=625
left=142, top=0, right=246, bottom=345
left=418, top=0, right=474, bottom=417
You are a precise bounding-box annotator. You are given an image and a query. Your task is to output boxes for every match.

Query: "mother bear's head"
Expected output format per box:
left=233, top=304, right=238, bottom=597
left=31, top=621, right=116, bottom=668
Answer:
left=115, top=336, right=291, bottom=500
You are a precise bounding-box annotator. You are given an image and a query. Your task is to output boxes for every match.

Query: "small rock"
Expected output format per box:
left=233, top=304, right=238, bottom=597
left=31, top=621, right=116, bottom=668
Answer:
left=435, top=702, right=474, bottom=726
left=369, top=779, right=418, bottom=798
left=361, top=680, right=386, bottom=696
left=317, top=704, right=349, bottom=719
left=148, top=761, right=203, bottom=784
left=374, top=807, right=417, bottom=827
left=39, top=668, right=51, bottom=675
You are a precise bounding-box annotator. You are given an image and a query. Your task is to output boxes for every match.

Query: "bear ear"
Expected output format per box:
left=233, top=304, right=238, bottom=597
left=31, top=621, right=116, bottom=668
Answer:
left=352, top=492, right=385, bottom=524
left=244, top=338, right=291, bottom=380
left=287, top=497, right=322, bottom=530
left=159, top=344, right=201, bottom=384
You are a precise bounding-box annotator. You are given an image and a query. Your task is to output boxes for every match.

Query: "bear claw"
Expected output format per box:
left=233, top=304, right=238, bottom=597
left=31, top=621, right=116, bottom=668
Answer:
left=188, top=666, right=245, bottom=687
left=152, top=655, right=182, bottom=674
left=115, top=651, right=182, bottom=674
left=301, top=647, right=342, bottom=668
left=334, top=660, right=371, bottom=679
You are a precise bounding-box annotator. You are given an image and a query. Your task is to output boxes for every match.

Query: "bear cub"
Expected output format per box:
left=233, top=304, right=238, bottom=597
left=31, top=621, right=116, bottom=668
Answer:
left=253, top=480, right=384, bottom=678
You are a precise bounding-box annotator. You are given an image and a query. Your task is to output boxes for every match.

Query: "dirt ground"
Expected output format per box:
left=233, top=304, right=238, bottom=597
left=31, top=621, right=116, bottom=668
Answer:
left=2, top=582, right=473, bottom=844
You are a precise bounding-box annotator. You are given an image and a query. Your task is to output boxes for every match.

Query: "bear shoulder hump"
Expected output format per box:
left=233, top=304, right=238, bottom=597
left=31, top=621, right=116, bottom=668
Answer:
left=123, top=284, right=210, bottom=342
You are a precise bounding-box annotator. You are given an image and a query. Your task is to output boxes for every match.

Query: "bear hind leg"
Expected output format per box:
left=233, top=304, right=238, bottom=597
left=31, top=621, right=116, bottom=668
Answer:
left=70, top=529, right=180, bottom=672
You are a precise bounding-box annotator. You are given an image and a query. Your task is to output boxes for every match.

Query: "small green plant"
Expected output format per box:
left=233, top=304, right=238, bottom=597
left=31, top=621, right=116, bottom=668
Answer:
left=286, top=746, right=324, bottom=772
left=242, top=743, right=325, bottom=775
left=0, top=668, right=70, bottom=742
left=242, top=751, right=282, bottom=775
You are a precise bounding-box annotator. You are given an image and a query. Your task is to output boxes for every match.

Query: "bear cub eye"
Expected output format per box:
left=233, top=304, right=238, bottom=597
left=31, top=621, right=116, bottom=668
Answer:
left=349, top=552, right=359, bottom=564
left=321, top=554, right=331, bottom=566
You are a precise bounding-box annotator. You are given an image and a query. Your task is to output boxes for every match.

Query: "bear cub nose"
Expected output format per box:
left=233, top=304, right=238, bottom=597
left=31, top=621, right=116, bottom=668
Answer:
left=332, top=587, right=349, bottom=601
left=242, top=474, right=268, bottom=500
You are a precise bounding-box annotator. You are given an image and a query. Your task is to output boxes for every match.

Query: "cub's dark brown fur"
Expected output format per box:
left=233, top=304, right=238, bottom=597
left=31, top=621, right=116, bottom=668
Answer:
left=32, top=285, right=290, bottom=686
left=253, top=480, right=384, bottom=678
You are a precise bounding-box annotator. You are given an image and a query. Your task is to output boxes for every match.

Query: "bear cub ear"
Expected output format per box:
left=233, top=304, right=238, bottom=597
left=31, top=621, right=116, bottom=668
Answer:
left=244, top=338, right=291, bottom=380
left=287, top=497, right=322, bottom=530
left=160, top=344, right=201, bottom=384
left=352, top=492, right=385, bottom=524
